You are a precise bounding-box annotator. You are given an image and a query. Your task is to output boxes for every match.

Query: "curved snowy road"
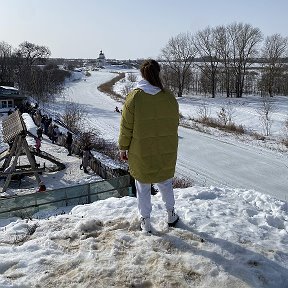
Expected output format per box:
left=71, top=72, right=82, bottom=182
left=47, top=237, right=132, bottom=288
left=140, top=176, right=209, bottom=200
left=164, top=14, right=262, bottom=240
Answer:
left=177, top=127, right=288, bottom=201
left=61, top=70, right=123, bottom=141
left=58, top=71, right=288, bottom=201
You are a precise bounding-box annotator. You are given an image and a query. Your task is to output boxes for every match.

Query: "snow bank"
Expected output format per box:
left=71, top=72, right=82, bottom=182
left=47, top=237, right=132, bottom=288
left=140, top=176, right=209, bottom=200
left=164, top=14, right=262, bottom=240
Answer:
left=0, top=187, right=287, bottom=287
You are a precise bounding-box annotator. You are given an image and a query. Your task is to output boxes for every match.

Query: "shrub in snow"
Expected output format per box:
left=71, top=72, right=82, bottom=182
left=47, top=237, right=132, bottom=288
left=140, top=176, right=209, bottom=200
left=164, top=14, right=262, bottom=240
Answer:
left=197, top=100, right=210, bottom=121
left=217, top=107, right=229, bottom=126
left=173, top=176, right=194, bottom=188
left=121, top=83, right=134, bottom=97
left=217, top=102, right=235, bottom=126
left=282, top=119, right=288, bottom=147
left=257, top=96, right=274, bottom=136
left=127, top=72, right=137, bottom=83
left=62, top=102, right=86, bottom=133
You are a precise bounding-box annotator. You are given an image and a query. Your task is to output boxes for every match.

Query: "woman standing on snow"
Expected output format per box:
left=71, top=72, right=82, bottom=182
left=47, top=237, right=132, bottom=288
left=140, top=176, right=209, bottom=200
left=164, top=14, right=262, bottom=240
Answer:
left=118, top=59, right=179, bottom=233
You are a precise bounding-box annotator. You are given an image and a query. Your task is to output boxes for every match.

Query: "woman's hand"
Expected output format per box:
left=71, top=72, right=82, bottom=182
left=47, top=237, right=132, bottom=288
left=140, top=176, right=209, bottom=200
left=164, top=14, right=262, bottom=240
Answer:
left=119, top=150, right=128, bottom=161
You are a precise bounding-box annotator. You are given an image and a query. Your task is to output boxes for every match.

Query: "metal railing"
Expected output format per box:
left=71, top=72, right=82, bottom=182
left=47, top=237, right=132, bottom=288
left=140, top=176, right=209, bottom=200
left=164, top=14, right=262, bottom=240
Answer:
left=0, top=175, right=132, bottom=219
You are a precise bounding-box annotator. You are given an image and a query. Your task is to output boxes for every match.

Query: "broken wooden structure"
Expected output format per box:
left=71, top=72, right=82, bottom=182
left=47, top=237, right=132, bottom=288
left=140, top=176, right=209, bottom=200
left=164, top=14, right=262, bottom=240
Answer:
left=0, top=111, right=43, bottom=192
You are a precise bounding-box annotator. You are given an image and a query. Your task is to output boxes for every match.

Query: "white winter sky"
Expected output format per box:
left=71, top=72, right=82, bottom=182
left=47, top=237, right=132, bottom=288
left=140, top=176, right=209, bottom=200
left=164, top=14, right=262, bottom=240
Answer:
left=1, top=0, right=288, bottom=60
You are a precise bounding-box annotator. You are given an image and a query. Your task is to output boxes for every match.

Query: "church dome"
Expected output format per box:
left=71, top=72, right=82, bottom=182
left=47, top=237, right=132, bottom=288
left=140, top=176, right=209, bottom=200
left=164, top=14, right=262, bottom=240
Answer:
left=98, top=50, right=105, bottom=59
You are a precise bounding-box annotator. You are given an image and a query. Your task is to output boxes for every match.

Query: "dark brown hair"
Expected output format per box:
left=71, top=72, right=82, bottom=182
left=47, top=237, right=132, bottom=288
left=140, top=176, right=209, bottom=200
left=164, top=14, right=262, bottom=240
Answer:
left=140, top=59, right=164, bottom=91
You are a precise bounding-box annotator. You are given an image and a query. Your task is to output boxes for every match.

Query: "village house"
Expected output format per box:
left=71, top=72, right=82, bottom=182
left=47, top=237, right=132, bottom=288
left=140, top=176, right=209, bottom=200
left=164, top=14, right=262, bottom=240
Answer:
left=0, top=86, right=27, bottom=114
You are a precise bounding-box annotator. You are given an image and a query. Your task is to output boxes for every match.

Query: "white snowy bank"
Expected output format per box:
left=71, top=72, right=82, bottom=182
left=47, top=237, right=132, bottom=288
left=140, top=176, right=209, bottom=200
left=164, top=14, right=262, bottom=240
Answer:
left=0, top=186, right=287, bottom=287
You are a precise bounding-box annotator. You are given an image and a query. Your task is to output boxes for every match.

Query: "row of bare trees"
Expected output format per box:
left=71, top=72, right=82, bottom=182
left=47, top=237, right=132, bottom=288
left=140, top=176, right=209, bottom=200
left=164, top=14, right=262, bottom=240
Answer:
left=160, top=22, right=288, bottom=98
left=0, top=41, right=70, bottom=103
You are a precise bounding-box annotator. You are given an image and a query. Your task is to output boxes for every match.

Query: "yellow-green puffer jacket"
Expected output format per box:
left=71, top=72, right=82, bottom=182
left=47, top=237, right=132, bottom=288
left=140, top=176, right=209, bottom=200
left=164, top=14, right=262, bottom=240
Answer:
left=118, top=88, right=179, bottom=183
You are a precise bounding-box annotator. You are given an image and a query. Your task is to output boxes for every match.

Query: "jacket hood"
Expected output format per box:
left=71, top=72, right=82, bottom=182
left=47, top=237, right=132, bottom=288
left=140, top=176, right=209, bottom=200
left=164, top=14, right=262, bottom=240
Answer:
left=136, top=79, right=161, bottom=95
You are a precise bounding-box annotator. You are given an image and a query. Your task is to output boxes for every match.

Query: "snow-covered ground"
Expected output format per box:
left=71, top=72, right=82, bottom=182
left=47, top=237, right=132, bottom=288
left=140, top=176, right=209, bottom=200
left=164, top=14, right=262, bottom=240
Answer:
left=178, top=95, right=288, bottom=138
left=0, top=185, right=287, bottom=287
left=0, top=68, right=288, bottom=287
left=113, top=73, right=288, bottom=140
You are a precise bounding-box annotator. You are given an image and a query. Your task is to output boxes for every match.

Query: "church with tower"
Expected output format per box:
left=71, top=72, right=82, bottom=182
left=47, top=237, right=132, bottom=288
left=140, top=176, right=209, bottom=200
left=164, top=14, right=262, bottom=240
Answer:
left=96, top=50, right=106, bottom=67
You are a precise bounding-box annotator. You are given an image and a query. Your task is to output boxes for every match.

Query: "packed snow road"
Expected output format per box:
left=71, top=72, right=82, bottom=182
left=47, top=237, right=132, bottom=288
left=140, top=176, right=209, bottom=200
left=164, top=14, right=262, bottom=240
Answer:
left=53, top=71, right=288, bottom=201
left=177, top=128, right=288, bottom=201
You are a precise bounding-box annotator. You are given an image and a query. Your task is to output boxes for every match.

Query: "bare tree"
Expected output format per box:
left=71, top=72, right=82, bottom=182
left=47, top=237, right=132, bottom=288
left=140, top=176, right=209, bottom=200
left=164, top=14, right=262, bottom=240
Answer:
left=15, top=41, right=51, bottom=93
left=227, top=23, right=263, bottom=98
left=260, top=34, right=288, bottom=97
left=62, top=102, right=87, bottom=133
left=193, top=27, right=220, bottom=98
left=78, top=129, right=101, bottom=149
left=0, top=41, right=14, bottom=84
left=197, top=100, right=211, bottom=121
left=198, top=67, right=213, bottom=95
left=127, top=72, right=137, bottom=82
left=257, top=96, right=274, bottom=136
left=17, top=63, right=69, bottom=104
left=214, top=25, right=233, bottom=97
left=121, top=82, right=134, bottom=97
left=16, top=41, right=51, bottom=67
left=160, top=32, right=197, bottom=97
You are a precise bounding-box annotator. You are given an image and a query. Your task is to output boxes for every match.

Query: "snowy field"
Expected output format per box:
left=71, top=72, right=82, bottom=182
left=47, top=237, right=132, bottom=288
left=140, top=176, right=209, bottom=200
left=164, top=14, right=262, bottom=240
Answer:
left=0, top=68, right=288, bottom=287
left=113, top=72, right=288, bottom=140
left=178, top=95, right=288, bottom=138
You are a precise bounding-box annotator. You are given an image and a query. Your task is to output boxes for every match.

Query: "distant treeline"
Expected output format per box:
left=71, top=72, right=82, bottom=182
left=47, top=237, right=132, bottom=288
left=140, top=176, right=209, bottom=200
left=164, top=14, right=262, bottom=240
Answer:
left=159, top=22, right=288, bottom=98
left=0, top=41, right=71, bottom=104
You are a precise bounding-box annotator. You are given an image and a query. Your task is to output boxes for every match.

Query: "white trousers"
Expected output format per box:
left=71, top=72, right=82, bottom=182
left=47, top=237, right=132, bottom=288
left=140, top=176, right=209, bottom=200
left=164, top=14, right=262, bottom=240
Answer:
left=135, top=178, right=175, bottom=219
